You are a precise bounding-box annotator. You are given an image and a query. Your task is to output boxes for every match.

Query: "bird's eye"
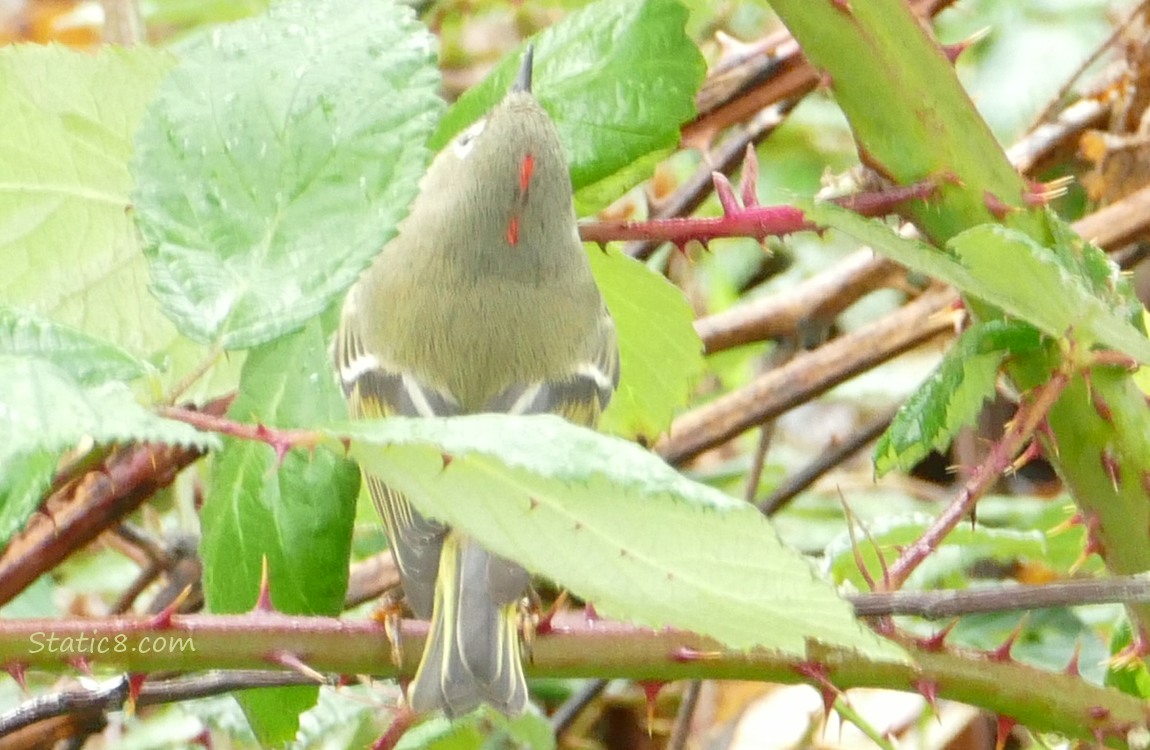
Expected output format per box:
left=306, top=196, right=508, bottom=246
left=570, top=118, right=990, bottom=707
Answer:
left=453, top=118, right=487, bottom=159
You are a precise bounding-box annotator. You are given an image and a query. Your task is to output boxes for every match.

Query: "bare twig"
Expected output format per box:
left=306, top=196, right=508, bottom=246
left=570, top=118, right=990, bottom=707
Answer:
left=551, top=679, right=609, bottom=736
left=0, top=397, right=230, bottom=608
left=658, top=286, right=957, bottom=466
left=759, top=406, right=898, bottom=516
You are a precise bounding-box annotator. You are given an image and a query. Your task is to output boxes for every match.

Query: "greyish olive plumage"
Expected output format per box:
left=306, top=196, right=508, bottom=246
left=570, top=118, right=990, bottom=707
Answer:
left=335, top=47, right=619, bottom=718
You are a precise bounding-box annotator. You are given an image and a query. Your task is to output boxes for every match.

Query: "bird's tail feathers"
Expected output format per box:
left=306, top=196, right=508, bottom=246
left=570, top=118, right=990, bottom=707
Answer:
left=408, top=534, right=528, bottom=718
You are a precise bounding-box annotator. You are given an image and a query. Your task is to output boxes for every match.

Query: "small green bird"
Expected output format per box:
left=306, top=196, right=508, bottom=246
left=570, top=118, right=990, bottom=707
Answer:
left=335, top=47, right=619, bottom=717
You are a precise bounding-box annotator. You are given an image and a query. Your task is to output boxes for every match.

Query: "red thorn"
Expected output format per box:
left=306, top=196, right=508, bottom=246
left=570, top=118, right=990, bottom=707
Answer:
left=1065, top=641, right=1082, bottom=677
left=337, top=674, right=355, bottom=687
left=913, top=678, right=939, bottom=714
left=339, top=436, right=351, bottom=453
left=371, top=705, right=417, bottom=750
left=584, top=602, right=600, bottom=622
left=1023, top=177, right=1071, bottom=207
left=506, top=216, right=520, bottom=246
left=831, top=0, right=852, bottom=14
left=989, top=619, right=1026, bottom=662
left=697, top=238, right=711, bottom=253
left=740, top=145, right=759, bottom=208
left=1101, top=450, right=1121, bottom=491
left=917, top=619, right=958, bottom=652
left=794, top=662, right=840, bottom=721
left=518, top=153, right=535, bottom=195
left=712, top=172, right=741, bottom=214
left=672, top=240, right=689, bottom=255
left=995, top=715, right=1016, bottom=750
left=671, top=646, right=722, bottom=662
left=147, top=585, right=193, bottom=629
left=1070, top=513, right=1105, bottom=573
left=191, top=729, right=212, bottom=749
left=639, top=680, right=665, bottom=729
left=596, top=242, right=608, bottom=254
left=441, top=452, right=453, bottom=470
left=253, top=556, right=275, bottom=613
left=1088, top=705, right=1111, bottom=721
left=128, top=672, right=147, bottom=711
left=68, top=656, right=92, bottom=675
left=1141, top=471, right=1150, bottom=499
left=941, top=27, right=988, bottom=63
left=269, top=650, right=327, bottom=683
left=1092, top=391, right=1113, bottom=422
left=5, top=662, right=27, bottom=692
left=536, top=590, right=568, bottom=636
left=983, top=191, right=1014, bottom=220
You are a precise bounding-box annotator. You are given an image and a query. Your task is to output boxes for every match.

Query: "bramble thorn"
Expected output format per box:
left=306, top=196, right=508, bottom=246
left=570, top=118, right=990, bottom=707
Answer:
left=269, top=650, right=327, bottom=684
left=917, top=620, right=958, bottom=652
left=1065, top=641, right=1082, bottom=677
left=639, top=681, right=666, bottom=734
left=913, top=678, right=939, bottom=716
left=671, top=646, right=721, bottom=662
left=1101, top=450, right=1122, bottom=492
left=253, top=555, right=275, bottom=613
left=147, top=584, right=193, bottom=629
left=535, top=590, right=569, bottom=635
left=989, top=618, right=1028, bottom=662
left=740, top=144, right=760, bottom=208
left=5, top=662, right=27, bottom=692
left=942, top=26, right=989, bottom=63
left=127, top=673, right=146, bottom=716
left=982, top=191, right=1014, bottom=220
left=68, top=655, right=92, bottom=675
left=795, top=662, right=841, bottom=723
left=712, top=172, right=741, bottom=214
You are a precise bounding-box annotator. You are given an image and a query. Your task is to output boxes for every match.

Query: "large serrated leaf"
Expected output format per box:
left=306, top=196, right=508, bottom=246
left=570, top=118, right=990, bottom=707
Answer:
left=949, top=224, right=1150, bottom=362
left=432, top=0, right=705, bottom=193
left=590, top=245, right=703, bottom=441
left=0, top=46, right=197, bottom=369
left=0, top=305, right=151, bottom=386
left=807, top=202, right=1150, bottom=363
left=132, top=0, right=444, bottom=349
left=331, top=415, right=906, bottom=662
left=201, top=320, right=358, bottom=743
left=874, top=320, right=1043, bottom=476
left=0, top=355, right=216, bottom=548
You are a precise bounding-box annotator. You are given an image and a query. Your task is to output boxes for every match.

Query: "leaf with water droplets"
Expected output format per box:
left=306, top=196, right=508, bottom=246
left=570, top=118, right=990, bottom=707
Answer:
left=132, top=0, right=443, bottom=349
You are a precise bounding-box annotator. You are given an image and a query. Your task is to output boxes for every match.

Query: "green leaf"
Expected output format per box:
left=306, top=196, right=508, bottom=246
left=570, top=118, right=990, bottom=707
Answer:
left=132, top=0, right=444, bottom=349
left=807, top=202, right=1150, bottom=363
left=874, top=320, right=1043, bottom=476
left=0, top=355, right=216, bottom=548
left=0, top=306, right=151, bottom=386
left=590, top=245, right=703, bottom=441
left=201, top=320, right=359, bottom=743
left=332, top=415, right=906, bottom=662
left=949, top=224, right=1150, bottom=363
left=1107, top=619, right=1150, bottom=698
left=0, top=46, right=199, bottom=371
left=432, top=0, right=705, bottom=192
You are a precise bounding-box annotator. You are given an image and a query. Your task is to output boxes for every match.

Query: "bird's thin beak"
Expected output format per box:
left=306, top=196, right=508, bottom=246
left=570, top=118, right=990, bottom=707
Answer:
left=511, top=44, right=534, bottom=94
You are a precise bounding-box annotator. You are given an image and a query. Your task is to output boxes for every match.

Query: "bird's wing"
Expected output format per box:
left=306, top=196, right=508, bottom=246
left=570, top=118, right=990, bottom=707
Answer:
left=335, top=317, right=456, bottom=619
left=482, top=305, right=619, bottom=427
